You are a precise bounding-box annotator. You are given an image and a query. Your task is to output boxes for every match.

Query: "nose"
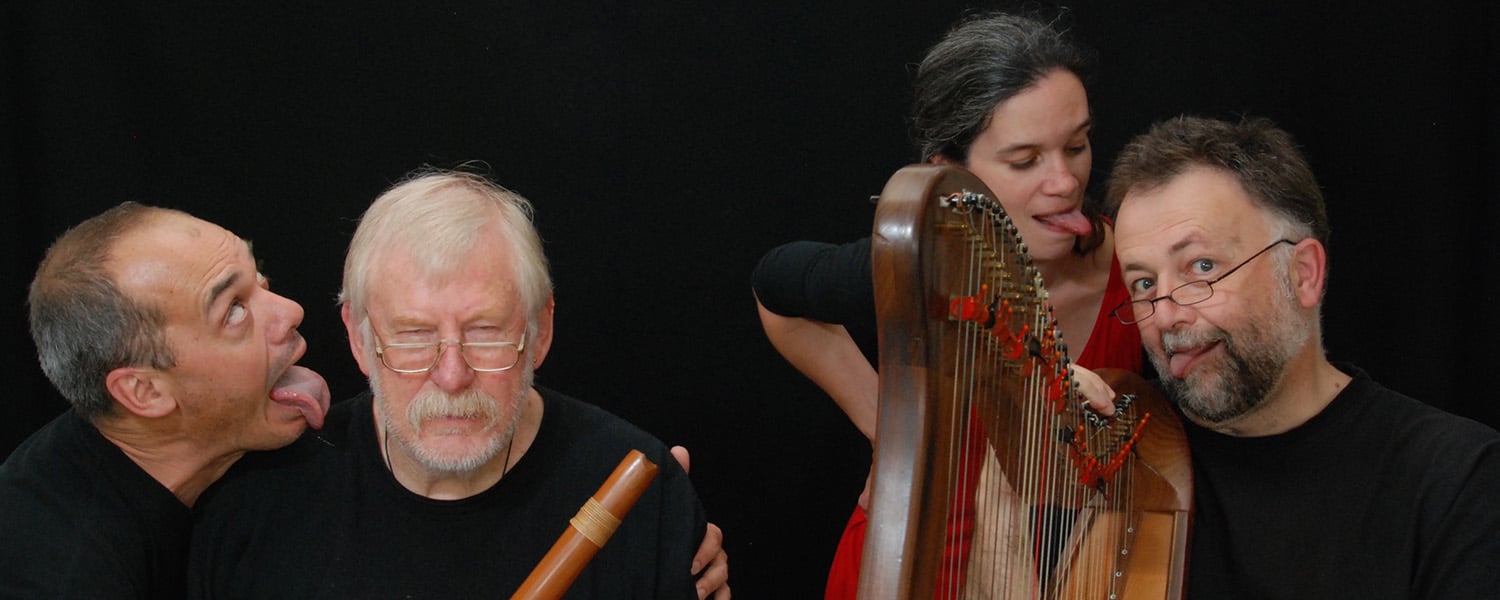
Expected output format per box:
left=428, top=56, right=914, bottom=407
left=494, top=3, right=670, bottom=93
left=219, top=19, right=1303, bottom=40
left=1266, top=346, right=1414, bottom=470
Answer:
left=263, top=290, right=306, bottom=345
left=427, top=342, right=477, bottom=394
left=1039, top=155, right=1081, bottom=197
left=1148, top=294, right=1196, bottom=330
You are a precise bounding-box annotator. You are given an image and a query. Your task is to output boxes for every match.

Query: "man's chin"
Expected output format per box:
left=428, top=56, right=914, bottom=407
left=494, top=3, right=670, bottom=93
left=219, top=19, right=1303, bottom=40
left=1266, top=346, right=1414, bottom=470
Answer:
left=1171, top=379, right=1253, bottom=425
left=242, top=423, right=308, bottom=453
left=408, top=433, right=505, bottom=471
left=419, top=415, right=494, bottom=433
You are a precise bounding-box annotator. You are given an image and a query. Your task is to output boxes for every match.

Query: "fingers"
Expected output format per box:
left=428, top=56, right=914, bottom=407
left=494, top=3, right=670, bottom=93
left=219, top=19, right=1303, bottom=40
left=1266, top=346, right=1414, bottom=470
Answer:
left=692, top=523, right=723, bottom=575
left=693, top=523, right=729, bottom=599
left=671, top=445, right=691, bottom=474
left=695, top=549, right=729, bottom=599
left=1070, top=365, right=1117, bottom=416
left=668, top=446, right=724, bottom=597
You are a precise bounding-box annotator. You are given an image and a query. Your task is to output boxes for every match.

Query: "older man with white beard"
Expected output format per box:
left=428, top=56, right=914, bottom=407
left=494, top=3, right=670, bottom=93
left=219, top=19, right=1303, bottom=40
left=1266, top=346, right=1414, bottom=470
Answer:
left=189, top=170, right=728, bottom=599
left=1076, top=115, right=1500, bottom=598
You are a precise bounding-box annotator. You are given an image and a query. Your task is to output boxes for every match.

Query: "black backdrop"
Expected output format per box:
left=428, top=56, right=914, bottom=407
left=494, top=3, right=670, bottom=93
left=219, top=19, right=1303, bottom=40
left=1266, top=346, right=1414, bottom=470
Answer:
left=4, top=1, right=1496, bottom=596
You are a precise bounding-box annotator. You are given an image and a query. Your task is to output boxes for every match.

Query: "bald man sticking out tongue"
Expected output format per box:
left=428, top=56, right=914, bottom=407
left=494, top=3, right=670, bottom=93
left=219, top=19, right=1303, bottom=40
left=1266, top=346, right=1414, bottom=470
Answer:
left=0, top=202, right=331, bottom=599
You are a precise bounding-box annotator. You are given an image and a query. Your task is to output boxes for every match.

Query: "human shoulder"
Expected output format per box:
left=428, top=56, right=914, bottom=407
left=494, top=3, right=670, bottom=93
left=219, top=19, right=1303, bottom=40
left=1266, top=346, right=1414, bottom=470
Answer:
left=2, top=410, right=180, bottom=513
left=1333, top=366, right=1500, bottom=596
left=752, top=238, right=871, bottom=284
left=528, top=384, right=700, bottom=497
left=0, top=410, right=85, bottom=490
left=1317, top=364, right=1500, bottom=495
left=751, top=237, right=874, bottom=322
left=1336, top=364, right=1499, bottom=443
left=535, top=385, right=671, bottom=455
left=199, top=392, right=373, bottom=511
left=0, top=412, right=188, bottom=598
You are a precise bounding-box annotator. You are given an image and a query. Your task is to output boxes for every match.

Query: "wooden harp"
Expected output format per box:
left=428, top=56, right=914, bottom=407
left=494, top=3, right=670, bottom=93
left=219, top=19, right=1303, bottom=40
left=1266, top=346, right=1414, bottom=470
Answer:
left=511, top=450, right=659, bottom=600
left=858, top=165, right=1193, bottom=599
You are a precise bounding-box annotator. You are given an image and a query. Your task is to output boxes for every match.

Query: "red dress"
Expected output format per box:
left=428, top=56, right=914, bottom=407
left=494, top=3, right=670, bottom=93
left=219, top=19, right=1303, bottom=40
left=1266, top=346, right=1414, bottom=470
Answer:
left=823, top=254, right=1144, bottom=599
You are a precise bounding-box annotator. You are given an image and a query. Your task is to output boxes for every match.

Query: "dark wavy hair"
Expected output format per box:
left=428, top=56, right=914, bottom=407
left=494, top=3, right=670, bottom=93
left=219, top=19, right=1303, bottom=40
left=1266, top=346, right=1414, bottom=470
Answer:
left=912, top=12, right=1105, bottom=253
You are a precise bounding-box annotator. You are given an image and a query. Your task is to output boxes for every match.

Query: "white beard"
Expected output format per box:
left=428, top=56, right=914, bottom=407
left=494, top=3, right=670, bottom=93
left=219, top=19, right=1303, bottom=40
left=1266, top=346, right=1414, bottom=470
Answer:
left=372, top=359, right=533, bottom=474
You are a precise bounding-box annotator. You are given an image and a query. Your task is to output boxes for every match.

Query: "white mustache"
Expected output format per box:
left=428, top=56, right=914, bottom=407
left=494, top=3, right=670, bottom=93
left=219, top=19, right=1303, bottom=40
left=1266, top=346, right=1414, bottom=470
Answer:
left=1161, top=327, right=1226, bottom=356
left=406, top=386, right=500, bottom=431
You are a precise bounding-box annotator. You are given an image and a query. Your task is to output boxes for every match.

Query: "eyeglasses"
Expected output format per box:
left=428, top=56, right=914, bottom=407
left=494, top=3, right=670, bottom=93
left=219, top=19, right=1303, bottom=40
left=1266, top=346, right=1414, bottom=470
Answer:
left=374, top=332, right=527, bottom=374
left=1109, top=239, right=1296, bottom=325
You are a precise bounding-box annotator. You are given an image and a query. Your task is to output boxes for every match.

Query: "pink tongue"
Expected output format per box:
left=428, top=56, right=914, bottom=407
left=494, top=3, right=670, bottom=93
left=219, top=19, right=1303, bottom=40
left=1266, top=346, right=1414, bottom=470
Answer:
left=1168, top=344, right=1215, bottom=378
left=1037, top=209, right=1093, bottom=235
left=270, top=365, right=331, bottom=430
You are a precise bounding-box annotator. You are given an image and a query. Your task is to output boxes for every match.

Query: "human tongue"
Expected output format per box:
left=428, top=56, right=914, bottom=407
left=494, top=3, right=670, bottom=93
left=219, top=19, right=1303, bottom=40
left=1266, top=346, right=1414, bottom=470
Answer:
left=1036, top=209, right=1093, bottom=235
left=1168, top=344, right=1216, bottom=378
left=270, top=365, right=331, bottom=430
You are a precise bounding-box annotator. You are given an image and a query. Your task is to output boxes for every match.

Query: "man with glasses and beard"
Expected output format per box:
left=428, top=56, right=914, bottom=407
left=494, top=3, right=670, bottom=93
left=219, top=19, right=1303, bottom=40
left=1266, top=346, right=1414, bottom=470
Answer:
left=1084, top=115, right=1500, bottom=597
left=189, top=170, right=728, bottom=599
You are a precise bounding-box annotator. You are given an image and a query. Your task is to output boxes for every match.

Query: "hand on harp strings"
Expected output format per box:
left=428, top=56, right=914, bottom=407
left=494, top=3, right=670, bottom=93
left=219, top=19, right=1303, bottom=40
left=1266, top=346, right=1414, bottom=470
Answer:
left=1069, top=365, right=1118, bottom=418
left=510, top=450, right=659, bottom=600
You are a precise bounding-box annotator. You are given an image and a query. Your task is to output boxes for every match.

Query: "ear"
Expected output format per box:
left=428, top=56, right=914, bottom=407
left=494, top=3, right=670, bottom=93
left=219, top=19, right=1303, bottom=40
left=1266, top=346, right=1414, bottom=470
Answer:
left=529, top=295, right=557, bottom=370
left=1290, top=239, right=1328, bottom=309
left=928, top=154, right=956, bottom=166
left=342, top=303, right=374, bottom=376
left=104, top=367, right=176, bottom=419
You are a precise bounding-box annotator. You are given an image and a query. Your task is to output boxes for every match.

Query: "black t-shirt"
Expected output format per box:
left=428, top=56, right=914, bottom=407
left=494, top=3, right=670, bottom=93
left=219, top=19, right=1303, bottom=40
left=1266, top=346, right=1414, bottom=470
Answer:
left=1184, top=364, right=1500, bottom=598
left=189, top=386, right=705, bottom=599
left=0, top=410, right=191, bottom=599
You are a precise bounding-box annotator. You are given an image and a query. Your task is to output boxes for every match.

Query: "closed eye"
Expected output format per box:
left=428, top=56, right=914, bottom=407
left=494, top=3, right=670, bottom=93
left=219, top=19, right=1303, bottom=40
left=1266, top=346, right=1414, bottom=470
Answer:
left=465, top=325, right=508, bottom=342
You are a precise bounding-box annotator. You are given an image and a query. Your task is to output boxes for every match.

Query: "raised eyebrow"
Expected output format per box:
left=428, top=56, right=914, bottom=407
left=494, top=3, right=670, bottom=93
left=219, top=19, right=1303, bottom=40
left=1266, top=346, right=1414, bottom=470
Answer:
left=205, top=240, right=258, bottom=317
left=1120, top=260, right=1151, bottom=276
left=1120, top=234, right=1206, bottom=276
left=1167, top=237, right=1199, bottom=256
left=206, top=272, right=241, bottom=317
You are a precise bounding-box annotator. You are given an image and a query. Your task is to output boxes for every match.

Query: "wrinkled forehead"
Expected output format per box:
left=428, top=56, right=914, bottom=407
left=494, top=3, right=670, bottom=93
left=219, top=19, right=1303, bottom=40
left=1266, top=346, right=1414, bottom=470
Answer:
left=109, top=212, right=257, bottom=324
left=362, top=238, right=524, bottom=325
left=1115, top=167, right=1269, bottom=261
left=110, top=212, right=247, bottom=283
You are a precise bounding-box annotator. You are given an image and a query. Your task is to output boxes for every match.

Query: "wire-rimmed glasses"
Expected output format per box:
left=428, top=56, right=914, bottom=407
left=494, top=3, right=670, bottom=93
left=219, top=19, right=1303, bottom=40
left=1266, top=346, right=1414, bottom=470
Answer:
left=1108, top=239, right=1296, bottom=325
left=374, top=332, right=528, bottom=373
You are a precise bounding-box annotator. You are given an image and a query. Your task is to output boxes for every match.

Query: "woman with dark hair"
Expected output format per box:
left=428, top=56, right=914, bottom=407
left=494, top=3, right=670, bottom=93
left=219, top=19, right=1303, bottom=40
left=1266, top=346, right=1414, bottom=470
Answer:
left=751, top=12, right=1144, bottom=598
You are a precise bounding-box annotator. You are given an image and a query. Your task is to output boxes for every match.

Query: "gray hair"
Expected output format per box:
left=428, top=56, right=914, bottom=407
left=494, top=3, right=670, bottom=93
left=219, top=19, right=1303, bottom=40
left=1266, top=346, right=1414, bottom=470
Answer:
left=911, top=12, right=1098, bottom=162
left=912, top=12, right=1103, bottom=252
left=1105, top=115, right=1329, bottom=247
left=28, top=202, right=177, bottom=421
left=340, top=169, right=553, bottom=337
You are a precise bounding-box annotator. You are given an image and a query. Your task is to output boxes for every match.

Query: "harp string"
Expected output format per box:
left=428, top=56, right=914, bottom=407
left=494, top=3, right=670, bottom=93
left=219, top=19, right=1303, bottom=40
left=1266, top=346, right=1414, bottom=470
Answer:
left=858, top=166, right=1190, bottom=600
left=939, top=191, right=1139, bottom=599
